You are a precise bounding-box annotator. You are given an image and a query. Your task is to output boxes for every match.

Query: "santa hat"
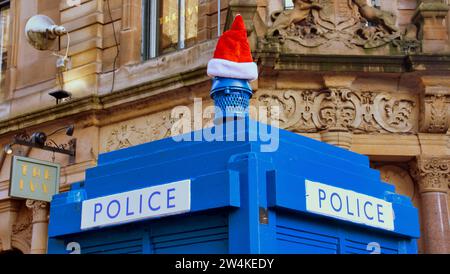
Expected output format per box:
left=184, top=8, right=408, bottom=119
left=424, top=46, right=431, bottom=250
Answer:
left=207, top=15, right=258, bottom=81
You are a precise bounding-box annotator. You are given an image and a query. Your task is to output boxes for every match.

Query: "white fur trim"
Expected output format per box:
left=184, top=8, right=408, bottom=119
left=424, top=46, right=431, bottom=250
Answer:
left=207, top=59, right=258, bottom=81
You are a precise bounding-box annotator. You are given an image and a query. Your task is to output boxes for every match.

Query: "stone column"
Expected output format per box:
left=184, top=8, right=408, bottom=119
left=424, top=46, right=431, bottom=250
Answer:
left=411, top=156, right=450, bottom=254
left=26, top=200, right=49, bottom=254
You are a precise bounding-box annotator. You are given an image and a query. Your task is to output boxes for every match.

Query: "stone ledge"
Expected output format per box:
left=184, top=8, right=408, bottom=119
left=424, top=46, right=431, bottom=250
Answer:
left=258, top=53, right=450, bottom=73
left=0, top=67, right=209, bottom=136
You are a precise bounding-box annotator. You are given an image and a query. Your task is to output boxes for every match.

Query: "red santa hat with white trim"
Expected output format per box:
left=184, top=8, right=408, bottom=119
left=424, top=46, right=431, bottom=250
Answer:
left=207, top=15, right=258, bottom=81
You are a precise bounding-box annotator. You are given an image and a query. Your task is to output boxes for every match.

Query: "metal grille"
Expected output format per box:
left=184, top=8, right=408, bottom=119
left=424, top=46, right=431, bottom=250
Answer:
left=212, top=88, right=252, bottom=117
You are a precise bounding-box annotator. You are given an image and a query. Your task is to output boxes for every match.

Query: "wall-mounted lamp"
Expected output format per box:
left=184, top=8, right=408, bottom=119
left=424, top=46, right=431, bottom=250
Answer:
left=25, top=15, right=73, bottom=105
left=4, top=125, right=77, bottom=163
left=25, top=15, right=67, bottom=51
left=4, top=144, right=13, bottom=155
left=49, top=90, right=72, bottom=105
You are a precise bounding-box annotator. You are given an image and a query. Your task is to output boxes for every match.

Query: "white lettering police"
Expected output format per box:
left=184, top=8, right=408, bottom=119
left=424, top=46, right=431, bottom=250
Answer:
left=305, top=180, right=394, bottom=231
left=81, top=180, right=191, bottom=230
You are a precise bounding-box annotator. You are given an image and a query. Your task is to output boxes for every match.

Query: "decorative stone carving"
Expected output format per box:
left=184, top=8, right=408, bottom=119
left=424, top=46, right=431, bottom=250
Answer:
left=103, top=108, right=215, bottom=152
left=254, top=89, right=417, bottom=134
left=392, top=24, right=422, bottom=54
left=420, top=93, right=450, bottom=134
left=265, top=0, right=419, bottom=54
left=313, top=88, right=361, bottom=130
left=268, top=0, right=323, bottom=38
left=410, top=156, right=450, bottom=193
left=268, top=0, right=402, bottom=48
left=352, top=0, right=398, bottom=32
left=12, top=208, right=32, bottom=247
left=104, top=110, right=178, bottom=152
left=106, top=124, right=147, bottom=152
left=25, top=200, right=48, bottom=224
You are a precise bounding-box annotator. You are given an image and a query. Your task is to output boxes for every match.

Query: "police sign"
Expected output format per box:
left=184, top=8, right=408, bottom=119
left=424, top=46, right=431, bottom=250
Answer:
left=9, top=156, right=60, bottom=202
left=81, top=180, right=191, bottom=230
left=305, top=180, right=395, bottom=231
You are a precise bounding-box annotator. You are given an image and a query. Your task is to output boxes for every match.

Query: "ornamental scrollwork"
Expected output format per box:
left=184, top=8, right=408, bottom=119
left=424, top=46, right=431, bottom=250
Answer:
left=254, top=89, right=417, bottom=134
left=372, top=93, right=415, bottom=133
left=312, top=88, right=362, bottom=130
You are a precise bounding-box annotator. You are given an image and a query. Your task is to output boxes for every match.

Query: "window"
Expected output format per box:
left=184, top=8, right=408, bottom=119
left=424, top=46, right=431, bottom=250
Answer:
left=284, top=0, right=294, bottom=10
left=371, top=0, right=381, bottom=9
left=142, top=0, right=199, bottom=60
left=0, top=0, right=9, bottom=95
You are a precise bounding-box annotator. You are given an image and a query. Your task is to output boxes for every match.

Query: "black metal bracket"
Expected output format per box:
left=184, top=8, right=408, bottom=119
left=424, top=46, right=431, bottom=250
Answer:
left=12, top=132, right=76, bottom=162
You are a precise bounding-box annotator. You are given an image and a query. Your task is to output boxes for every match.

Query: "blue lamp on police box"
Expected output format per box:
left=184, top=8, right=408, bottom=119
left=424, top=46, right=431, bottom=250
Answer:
left=207, top=15, right=258, bottom=122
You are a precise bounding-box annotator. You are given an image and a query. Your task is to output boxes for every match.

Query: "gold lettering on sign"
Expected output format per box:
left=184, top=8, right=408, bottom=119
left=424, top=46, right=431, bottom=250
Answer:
left=33, top=167, right=41, bottom=178
left=29, top=180, right=35, bottom=192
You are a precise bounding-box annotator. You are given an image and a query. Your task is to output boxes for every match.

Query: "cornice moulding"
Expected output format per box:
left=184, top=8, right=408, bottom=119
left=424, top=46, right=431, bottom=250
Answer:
left=0, top=67, right=209, bottom=136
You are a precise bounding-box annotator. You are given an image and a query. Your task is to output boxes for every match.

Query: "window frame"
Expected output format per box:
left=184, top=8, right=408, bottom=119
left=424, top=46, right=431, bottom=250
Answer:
left=0, top=0, right=10, bottom=98
left=141, top=0, right=198, bottom=61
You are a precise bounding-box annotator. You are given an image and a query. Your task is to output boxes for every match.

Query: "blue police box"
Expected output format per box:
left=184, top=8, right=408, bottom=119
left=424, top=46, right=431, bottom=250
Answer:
left=47, top=78, right=419, bottom=254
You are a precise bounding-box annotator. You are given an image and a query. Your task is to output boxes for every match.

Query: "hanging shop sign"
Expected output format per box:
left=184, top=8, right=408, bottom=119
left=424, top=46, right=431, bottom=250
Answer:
left=9, top=156, right=61, bottom=202
left=305, top=179, right=395, bottom=231
left=81, top=180, right=191, bottom=230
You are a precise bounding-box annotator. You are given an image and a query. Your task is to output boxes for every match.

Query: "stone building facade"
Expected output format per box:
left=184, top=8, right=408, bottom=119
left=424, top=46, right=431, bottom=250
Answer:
left=0, top=0, right=448, bottom=254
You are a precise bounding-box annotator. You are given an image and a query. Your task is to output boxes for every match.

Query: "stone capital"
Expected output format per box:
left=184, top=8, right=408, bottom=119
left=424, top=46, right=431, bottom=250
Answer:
left=419, top=85, right=450, bottom=134
left=410, top=156, right=450, bottom=193
left=25, top=200, right=49, bottom=225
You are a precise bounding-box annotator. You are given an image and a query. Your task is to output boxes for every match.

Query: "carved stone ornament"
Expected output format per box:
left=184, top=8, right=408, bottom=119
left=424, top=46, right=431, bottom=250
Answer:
left=410, top=157, right=450, bottom=193
left=12, top=210, right=32, bottom=246
left=253, top=88, right=417, bottom=133
left=265, top=0, right=419, bottom=53
left=25, top=200, right=49, bottom=224
left=105, top=111, right=177, bottom=152
left=420, top=93, right=450, bottom=134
